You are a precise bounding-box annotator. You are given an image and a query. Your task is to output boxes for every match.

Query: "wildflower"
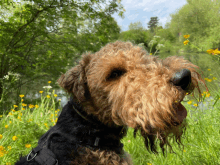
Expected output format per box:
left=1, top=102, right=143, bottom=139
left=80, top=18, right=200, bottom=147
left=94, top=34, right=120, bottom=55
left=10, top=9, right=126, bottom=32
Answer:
left=21, top=99, right=24, bottom=102
left=13, top=105, right=18, bottom=108
left=54, top=94, right=58, bottom=97
left=150, top=53, right=152, bottom=55
left=184, top=34, right=190, bottom=39
left=183, top=149, right=186, bottom=152
left=213, top=48, right=220, bottom=55
left=43, top=86, right=52, bottom=89
left=207, top=49, right=214, bottom=54
left=193, top=104, right=198, bottom=107
left=22, top=107, right=25, bottom=110
left=22, top=103, right=27, bottom=106
left=48, top=81, right=51, bottom=83
left=213, top=77, right=217, bottom=80
left=183, top=40, right=189, bottom=45
left=58, top=99, right=61, bottom=102
left=7, top=146, right=11, bottom=150
left=12, top=136, right=18, bottom=141
left=29, top=104, right=35, bottom=108
left=19, top=94, right=24, bottom=98
left=5, top=125, right=8, bottom=129
left=206, top=93, right=210, bottom=97
left=25, top=144, right=31, bottom=148
left=39, top=91, right=43, bottom=94
left=0, top=134, right=3, bottom=139
left=8, top=112, right=12, bottom=115
left=207, top=69, right=211, bottom=71
left=35, top=105, right=39, bottom=108
left=17, top=116, right=21, bottom=119
left=47, top=95, right=50, bottom=98
left=9, top=121, right=12, bottom=123
left=187, top=100, right=192, bottom=104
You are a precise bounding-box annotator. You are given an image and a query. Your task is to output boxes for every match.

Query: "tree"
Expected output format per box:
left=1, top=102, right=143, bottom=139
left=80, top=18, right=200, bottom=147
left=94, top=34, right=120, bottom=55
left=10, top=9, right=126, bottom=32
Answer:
left=147, top=17, right=159, bottom=33
left=0, top=0, right=124, bottom=111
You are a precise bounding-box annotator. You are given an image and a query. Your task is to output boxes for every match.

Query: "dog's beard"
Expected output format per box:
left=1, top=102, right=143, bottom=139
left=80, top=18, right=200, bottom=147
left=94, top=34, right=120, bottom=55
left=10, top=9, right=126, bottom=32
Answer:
left=134, top=118, right=187, bottom=155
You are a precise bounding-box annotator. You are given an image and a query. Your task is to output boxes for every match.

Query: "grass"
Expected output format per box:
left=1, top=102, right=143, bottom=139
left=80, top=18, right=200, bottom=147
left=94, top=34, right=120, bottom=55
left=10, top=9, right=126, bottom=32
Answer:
left=0, top=79, right=220, bottom=165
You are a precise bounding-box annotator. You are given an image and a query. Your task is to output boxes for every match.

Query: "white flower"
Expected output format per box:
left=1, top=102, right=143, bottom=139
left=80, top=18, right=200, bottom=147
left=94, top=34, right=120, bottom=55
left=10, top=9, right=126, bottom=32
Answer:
left=3, top=75, right=9, bottom=80
left=43, top=86, right=52, bottom=89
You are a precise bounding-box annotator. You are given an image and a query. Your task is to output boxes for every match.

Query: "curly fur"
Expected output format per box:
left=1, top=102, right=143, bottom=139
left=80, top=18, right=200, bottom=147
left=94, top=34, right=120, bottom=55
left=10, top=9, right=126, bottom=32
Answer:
left=15, top=41, right=207, bottom=164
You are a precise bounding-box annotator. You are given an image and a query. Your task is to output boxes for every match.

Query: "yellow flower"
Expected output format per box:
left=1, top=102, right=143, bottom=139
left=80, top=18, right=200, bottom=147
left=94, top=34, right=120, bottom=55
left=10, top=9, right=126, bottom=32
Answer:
left=206, top=93, right=210, bottom=97
left=9, top=112, right=12, bottom=115
left=48, top=81, right=51, bottom=83
left=21, top=99, right=24, bottom=102
left=29, top=104, right=35, bottom=108
left=213, top=48, right=220, bottom=55
left=25, top=144, right=31, bottom=148
left=184, top=34, right=190, bottom=39
left=12, top=109, right=15, bottom=112
left=47, top=95, right=50, bottom=98
left=13, top=105, right=18, bottom=108
left=213, top=77, right=217, bottom=80
left=22, top=103, right=27, bottom=106
left=207, top=69, right=211, bottom=71
left=183, top=149, right=186, bottom=152
left=150, top=53, right=152, bottom=55
left=0, top=146, right=4, bottom=150
left=5, top=125, right=8, bottom=129
left=58, top=99, right=61, bottom=101
left=19, top=95, right=24, bottom=98
left=12, top=136, right=18, bottom=141
left=183, top=40, right=189, bottom=45
left=17, top=116, right=21, bottom=119
left=193, top=104, right=198, bottom=107
left=206, top=49, right=214, bottom=54
left=207, top=79, right=212, bottom=82
left=0, top=134, right=3, bottom=139
left=7, top=146, right=11, bottom=150
left=22, top=108, right=25, bottom=110
left=54, top=94, right=57, bottom=97
left=35, top=105, right=39, bottom=108
left=187, top=100, right=192, bottom=104
left=9, top=121, right=12, bottom=123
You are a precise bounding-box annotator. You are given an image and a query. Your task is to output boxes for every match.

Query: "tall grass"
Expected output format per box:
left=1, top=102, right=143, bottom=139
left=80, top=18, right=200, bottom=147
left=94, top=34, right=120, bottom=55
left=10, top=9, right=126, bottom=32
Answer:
left=0, top=78, right=220, bottom=165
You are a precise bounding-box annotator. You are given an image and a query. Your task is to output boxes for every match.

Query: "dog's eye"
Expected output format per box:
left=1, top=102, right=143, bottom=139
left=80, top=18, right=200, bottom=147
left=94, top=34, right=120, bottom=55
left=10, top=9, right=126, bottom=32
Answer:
left=107, top=69, right=126, bottom=80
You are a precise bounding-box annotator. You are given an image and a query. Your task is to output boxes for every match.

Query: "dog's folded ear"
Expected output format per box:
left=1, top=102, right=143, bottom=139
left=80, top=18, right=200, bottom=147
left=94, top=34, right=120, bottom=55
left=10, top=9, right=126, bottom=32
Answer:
left=57, top=54, right=92, bottom=102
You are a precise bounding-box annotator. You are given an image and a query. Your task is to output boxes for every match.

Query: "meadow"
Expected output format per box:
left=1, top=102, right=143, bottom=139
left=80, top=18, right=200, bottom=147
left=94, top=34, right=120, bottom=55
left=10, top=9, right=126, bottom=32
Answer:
left=0, top=69, right=220, bottom=165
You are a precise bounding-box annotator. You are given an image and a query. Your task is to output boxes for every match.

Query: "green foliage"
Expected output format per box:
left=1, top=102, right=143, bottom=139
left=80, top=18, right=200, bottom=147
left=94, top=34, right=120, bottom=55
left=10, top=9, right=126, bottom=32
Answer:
left=0, top=0, right=124, bottom=111
left=147, top=17, right=159, bottom=33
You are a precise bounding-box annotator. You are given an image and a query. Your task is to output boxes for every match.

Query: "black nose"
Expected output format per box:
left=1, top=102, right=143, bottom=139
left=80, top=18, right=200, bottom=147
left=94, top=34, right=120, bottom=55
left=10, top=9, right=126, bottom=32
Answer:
left=171, top=69, right=191, bottom=90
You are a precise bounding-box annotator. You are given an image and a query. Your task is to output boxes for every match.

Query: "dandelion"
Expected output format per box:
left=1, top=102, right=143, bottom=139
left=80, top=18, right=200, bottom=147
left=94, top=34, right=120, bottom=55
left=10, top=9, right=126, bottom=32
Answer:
left=35, top=105, right=39, bottom=108
left=183, top=149, right=186, bottom=152
left=19, top=94, right=24, bottom=98
left=8, top=112, right=12, bottom=115
left=0, top=134, right=3, bottom=139
left=22, top=107, right=25, bottom=110
left=206, top=93, right=210, bottom=97
left=184, top=34, right=190, bottom=39
left=48, top=81, right=51, bottom=83
left=54, top=94, right=58, bottom=97
left=47, top=95, right=50, bottom=98
left=207, top=69, right=211, bottom=71
left=193, top=104, right=198, bottom=107
left=25, top=144, right=31, bottom=148
left=187, top=100, right=192, bottom=104
left=183, top=40, right=189, bottom=45
left=5, top=125, right=8, bottom=129
left=12, top=136, right=18, bottom=141
left=39, top=91, right=43, bottom=94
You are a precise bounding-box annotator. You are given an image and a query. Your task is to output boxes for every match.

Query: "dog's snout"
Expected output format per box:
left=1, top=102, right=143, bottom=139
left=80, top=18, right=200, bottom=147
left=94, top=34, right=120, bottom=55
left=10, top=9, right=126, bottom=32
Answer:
left=171, top=69, right=191, bottom=90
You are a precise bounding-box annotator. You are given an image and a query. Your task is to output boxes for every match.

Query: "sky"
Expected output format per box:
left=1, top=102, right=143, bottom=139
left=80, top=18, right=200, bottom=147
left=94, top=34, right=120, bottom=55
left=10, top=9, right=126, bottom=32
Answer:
left=113, top=0, right=188, bottom=31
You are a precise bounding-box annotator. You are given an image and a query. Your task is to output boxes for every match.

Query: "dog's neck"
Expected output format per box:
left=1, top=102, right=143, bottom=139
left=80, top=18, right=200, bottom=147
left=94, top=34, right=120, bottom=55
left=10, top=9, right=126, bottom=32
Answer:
left=55, top=97, right=127, bottom=154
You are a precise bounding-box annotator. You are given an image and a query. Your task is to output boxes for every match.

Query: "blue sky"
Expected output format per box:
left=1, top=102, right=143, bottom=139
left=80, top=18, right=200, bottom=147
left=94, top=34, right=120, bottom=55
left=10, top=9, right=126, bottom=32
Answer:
left=113, top=0, right=188, bottom=31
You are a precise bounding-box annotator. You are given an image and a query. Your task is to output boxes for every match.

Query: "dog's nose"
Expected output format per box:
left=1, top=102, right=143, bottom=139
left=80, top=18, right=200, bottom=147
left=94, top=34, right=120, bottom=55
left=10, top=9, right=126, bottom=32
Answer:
left=171, top=69, right=191, bottom=90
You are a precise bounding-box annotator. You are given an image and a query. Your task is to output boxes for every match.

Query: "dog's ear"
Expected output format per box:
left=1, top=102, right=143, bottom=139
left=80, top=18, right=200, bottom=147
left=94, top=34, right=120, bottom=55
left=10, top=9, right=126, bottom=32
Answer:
left=57, top=54, right=91, bottom=102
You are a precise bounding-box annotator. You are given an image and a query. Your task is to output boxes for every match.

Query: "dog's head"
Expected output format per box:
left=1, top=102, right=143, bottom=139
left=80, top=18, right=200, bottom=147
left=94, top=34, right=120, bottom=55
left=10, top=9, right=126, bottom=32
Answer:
left=58, top=41, right=208, bottom=154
